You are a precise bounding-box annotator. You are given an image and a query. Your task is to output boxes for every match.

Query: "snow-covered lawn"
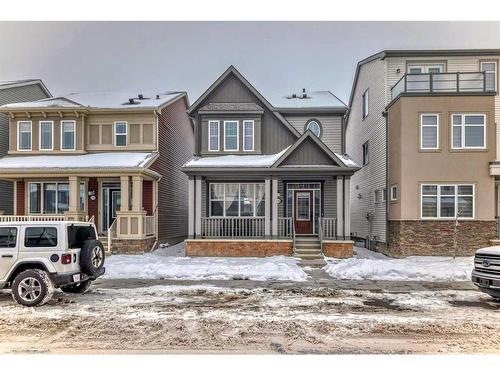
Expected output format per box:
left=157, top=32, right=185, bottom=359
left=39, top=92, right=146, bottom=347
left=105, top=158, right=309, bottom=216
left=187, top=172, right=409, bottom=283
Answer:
left=105, top=242, right=308, bottom=281
left=324, top=246, right=474, bottom=282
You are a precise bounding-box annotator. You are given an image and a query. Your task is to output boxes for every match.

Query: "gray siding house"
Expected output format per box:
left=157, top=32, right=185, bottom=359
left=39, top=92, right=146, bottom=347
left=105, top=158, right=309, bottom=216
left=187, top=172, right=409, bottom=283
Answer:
left=182, top=66, right=359, bottom=258
left=0, top=80, right=51, bottom=214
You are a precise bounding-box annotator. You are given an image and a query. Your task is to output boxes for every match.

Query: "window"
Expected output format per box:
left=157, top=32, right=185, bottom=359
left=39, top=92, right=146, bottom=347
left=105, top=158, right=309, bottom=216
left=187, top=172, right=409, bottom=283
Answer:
left=224, top=121, right=239, bottom=151
left=208, top=120, right=220, bottom=151
left=67, top=225, right=96, bottom=249
left=374, top=189, right=386, bottom=204
left=114, top=121, right=128, bottom=147
left=17, top=121, right=32, bottom=151
left=362, top=89, right=369, bottom=118
left=407, top=64, right=445, bottom=74
left=451, top=114, right=486, bottom=149
left=481, top=61, right=497, bottom=91
left=306, top=120, right=321, bottom=137
left=61, top=120, right=76, bottom=150
left=362, top=141, right=369, bottom=165
left=25, top=227, right=58, bottom=248
left=421, top=184, right=474, bottom=219
left=243, top=120, right=254, bottom=151
left=28, top=182, right=85, bottom=215
left=209, top=183, right=265, bottom=217
left=390, top=184, right=398, bottom=201
left=420, top=114, right=439, bottom=150
left=0, top=227, right=17, bottom=248
left=39, top=121, right=53, bottom=151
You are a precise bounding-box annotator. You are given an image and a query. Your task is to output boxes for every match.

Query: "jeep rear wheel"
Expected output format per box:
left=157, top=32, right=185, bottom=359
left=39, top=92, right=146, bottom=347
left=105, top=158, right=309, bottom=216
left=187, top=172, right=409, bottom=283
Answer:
left=12, top=269, right=54, bottom=307
left=61, top=280, right=92, bottom=294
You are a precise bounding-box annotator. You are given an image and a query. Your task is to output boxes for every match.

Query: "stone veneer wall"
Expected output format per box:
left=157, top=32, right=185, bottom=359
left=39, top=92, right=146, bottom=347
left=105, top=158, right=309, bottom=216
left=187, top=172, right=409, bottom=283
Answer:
left=387, top=220, right=496, bottom=257
left=186, top=240, right=293, bottom=257
left=110, top=237, right=157, bottom=254
left=322, top=241, right=354, bottom=258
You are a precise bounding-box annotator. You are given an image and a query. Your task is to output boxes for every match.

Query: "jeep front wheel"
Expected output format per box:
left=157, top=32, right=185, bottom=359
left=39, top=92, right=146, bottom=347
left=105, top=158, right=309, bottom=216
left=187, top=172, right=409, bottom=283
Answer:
left=11, top=269, right=54, bottom=307
left=61, top=280, right=92, bottom=294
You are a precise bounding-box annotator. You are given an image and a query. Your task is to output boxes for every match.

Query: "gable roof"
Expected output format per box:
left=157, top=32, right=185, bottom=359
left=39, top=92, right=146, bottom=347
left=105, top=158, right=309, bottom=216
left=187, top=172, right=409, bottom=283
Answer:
left=0, top=79, right=52, bottom=97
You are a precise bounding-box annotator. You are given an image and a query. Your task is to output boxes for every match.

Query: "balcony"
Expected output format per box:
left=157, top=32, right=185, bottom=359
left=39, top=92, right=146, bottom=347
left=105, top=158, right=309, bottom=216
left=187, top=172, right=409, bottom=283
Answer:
left=391, top=72, right=496, bottom=101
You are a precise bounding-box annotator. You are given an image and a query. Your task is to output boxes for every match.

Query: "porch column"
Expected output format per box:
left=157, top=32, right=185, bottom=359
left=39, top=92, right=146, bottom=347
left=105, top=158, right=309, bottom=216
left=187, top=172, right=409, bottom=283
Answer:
left=68, top=176, right=81, bottom=212
left=343, top=177, right=351, bottom=239
left=131, top=176, right=144, bottom=212
left=272, top=179, right=279, bottom=237
left=336, top=176, right=344, bottom=239
left=120, top=176, right=130, bottom=212
left=188, top=177, right=195, bottom=237
left=264, top=179, right=271, bottom=237
left=195, top=176, right=202, bottom=237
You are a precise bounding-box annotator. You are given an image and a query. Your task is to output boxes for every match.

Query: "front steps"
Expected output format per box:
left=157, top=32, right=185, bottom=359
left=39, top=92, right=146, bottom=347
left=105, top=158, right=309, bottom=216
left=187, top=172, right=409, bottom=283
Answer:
left=294, top=237, right=323, bottom=260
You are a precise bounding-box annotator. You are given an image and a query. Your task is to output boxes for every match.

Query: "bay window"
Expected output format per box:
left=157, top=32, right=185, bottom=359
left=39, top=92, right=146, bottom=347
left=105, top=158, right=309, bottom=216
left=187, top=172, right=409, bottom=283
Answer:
left=421, top=184, right=474, bottom=219
left=17, top=121, right=32, bottom=151
left=224, top=121, right=238, bottom=151
left=208, top=120, right=220, bottom=151
left=451, top=114, right=486, bottom=149
left=61, top=120, right=76, bottom=150
left=209, top=183, right=265, bottom=217
left=28, top=181, right=86, bottom=215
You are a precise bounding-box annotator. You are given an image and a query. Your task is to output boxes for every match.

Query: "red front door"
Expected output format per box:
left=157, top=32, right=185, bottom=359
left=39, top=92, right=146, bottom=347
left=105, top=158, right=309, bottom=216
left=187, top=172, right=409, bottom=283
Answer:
left=294, top=190, right=313, bottom=235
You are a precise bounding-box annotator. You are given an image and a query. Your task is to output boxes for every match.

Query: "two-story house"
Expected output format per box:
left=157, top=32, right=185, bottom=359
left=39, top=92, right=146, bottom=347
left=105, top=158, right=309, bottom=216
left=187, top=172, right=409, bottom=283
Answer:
left=0, top=91, right=194, bottom=252
left=346, top=49, right=499, bottom=257
left=182, top=66, right=359, bottom=258
left=0, top=79, right=52, bottom=215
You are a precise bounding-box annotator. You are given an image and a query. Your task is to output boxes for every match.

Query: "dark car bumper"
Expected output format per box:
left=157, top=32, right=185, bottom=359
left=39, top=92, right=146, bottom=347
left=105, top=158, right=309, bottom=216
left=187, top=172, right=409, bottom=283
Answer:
left=50, top=267, right=106, bottom=287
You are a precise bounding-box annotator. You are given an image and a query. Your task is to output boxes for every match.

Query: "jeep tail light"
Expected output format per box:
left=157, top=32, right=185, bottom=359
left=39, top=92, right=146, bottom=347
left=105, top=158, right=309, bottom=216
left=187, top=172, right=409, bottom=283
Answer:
left=61, top=254, right=72, bottom=264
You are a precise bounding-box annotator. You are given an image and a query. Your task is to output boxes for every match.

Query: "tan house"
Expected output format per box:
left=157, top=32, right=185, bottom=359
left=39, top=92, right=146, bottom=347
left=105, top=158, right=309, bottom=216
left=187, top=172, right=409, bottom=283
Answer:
left=0, top=91, right=194, bottom=252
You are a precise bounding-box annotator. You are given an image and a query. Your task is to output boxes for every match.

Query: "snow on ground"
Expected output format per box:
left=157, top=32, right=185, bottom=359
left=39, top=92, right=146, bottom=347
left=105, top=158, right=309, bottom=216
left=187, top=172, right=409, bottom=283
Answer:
left=324, top=246, right=474, bottom=282
left=105, top=242, right=307, bottom=281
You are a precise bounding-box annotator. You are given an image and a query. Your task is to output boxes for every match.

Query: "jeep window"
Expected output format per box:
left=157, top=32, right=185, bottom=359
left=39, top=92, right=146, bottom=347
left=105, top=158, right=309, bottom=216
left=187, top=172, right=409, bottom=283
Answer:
left=25, top=227, right=58, bottom=248
left=67, top=225, right=96, bottom=249
left=0, top=227, right=17, bottom=248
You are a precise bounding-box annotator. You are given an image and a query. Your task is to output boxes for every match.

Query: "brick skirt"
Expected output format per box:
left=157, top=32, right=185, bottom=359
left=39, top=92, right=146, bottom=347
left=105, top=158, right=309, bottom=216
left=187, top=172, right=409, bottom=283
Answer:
left=185, top=239, right=293, bottom=257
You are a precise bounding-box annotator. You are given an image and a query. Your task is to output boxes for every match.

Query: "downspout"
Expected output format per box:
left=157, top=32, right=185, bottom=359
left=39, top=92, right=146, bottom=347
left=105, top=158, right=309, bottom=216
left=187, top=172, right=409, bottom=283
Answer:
left=383, top=109, right=389, bottom=250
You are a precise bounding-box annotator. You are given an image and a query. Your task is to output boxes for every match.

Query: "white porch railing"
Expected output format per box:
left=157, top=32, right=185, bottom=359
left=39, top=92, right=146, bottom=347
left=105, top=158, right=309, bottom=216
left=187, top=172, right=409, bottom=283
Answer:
left=201, top=217, right=265, bottom=238
left=319, top=217, right=337, bottom=239
left=0, top=215, right=66, bottom=222
left=145, top=215, right=155, bottom=237
left=107, top=218, right=117, bottom=252
left=278, top=217, right=293, bottom=239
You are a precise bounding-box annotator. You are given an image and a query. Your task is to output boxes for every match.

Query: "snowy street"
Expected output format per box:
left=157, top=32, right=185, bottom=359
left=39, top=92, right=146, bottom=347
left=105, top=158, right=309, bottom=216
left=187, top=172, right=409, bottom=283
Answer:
left=0, top=279, right=499, bottom=354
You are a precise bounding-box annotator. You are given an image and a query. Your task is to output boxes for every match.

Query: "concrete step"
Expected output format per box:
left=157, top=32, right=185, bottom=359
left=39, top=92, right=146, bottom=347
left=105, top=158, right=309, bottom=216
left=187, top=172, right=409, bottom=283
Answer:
left=295, top=253, right=324, bottom=260
left=295, top=248, right=322, bottom=254
left=295, top=242, right=321, bottom=249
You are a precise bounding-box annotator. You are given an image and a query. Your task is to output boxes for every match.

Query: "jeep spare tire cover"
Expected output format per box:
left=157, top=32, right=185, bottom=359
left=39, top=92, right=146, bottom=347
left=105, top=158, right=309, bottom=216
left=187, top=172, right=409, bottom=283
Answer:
left=80, top=240, right=105, bottom=276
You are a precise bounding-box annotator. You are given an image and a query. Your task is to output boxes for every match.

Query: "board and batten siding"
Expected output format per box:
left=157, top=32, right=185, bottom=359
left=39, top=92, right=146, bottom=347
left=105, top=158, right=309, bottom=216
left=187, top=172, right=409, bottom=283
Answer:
left=0, top=83, right=51, bottom=214
left=346, top=57, right=388, bottom=244
left=386, top=55, right=500, bottom=160
left=284, top=115, right=343, bottom=153
left=150, top=96, right=194, bottom=244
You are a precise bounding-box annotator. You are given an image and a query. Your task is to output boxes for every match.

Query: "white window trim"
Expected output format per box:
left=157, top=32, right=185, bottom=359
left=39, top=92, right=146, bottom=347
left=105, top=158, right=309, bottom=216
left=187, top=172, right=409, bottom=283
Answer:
left=243, top=120, right=254, bottom=152
left=420, top=183, right=475, bottom=220
left=208, top=120, right=220, bottom=152
left=481, top=61, right=497, bottom=91
left=223, top=120, right=239, bottom=151
left=114, top=121, right=128, bottom=147
left=407, top=63, right=445, bottom=73
left=420, top=114, right=439, bottom=150
left=362, top=141, right=369, bottom=166
left=362, top=89, right=369, bottom=118
left=209, top=182, right=265, bottom=218
left=17, top=120, right=32, bottom=151
left=39, top=120, right=54, bottom=151
left=60, top=120, right=76, bottom=151
left=451, top=114, right=487, bottom=150
left=390, top=184, right=398, bottom=201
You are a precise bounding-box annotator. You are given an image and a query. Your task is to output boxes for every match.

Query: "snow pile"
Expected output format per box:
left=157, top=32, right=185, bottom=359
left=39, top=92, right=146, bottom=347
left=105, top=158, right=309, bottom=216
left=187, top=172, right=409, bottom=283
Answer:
left=323, top=247, right=474, bottom=282
left=183, top=147, right=290, bottom=168
left=105, top=245, right=307, bottom=281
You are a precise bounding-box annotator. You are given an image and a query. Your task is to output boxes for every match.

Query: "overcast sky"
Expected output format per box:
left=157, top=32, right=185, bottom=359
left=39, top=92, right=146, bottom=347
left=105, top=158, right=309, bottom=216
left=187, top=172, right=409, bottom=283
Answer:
left=1, top=21, right=500, bottom=103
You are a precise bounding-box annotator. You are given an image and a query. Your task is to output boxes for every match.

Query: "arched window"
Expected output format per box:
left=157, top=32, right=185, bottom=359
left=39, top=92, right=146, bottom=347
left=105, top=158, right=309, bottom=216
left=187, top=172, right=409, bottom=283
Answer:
left=305, top=120, right=321, bottom=137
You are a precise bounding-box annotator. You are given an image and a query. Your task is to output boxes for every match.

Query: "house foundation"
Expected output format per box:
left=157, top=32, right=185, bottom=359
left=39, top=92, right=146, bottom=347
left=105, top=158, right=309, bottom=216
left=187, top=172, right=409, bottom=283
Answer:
left=185, top=239, right=293, bottom=257
left=322, top=240, right=354, bottom=258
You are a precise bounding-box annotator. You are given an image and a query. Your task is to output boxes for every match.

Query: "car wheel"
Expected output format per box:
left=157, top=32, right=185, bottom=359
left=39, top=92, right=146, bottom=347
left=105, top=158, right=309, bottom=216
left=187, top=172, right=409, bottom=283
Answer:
left=80, top=240, right=105, bottom=276
left=61, top=280, right=92, bottom=294
left=11, top=269, right=54, bottom=307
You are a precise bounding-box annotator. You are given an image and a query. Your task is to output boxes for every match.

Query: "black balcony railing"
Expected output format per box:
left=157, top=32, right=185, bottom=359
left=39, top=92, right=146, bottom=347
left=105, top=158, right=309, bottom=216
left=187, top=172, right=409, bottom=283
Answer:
left=391, top=71, right=496, bottom=101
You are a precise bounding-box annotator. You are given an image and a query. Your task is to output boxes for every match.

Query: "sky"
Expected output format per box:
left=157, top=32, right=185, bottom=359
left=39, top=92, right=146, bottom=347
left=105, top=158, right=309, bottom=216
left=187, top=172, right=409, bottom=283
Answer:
left=1, top=21, right=500, bottom=104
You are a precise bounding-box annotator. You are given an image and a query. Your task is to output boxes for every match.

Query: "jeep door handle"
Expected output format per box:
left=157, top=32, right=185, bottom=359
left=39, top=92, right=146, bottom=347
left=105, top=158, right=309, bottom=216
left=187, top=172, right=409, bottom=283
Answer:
left=1, top=255, right=13, bottom=258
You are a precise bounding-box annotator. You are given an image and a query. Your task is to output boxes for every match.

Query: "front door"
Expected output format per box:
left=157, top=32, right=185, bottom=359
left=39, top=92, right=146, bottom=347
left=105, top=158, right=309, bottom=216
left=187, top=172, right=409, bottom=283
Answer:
left=294, top=190, right=313, bottom=235
left=102, top=188, right=121, bottom=231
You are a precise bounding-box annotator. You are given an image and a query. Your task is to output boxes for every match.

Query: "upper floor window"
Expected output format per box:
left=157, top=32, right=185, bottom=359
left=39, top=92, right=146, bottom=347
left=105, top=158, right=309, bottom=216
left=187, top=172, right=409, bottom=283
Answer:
left=362, top=89, right=369, bottom=118
left=407, top=63, right=445, bottom=74
left=114, top=121, right=128, bottom=147
left=224, top=121, right=239, bottom=151
left=305, top=120, right=321, bottom=137
left=390, top=184, right=398, bottom=201
left=451, top=114, right=486, bottom=149
left=39, top=120, right=54, bottom=151
left=374, top=188, right=386, bottom=204
left=420, top=114, right=439, bottom=150
left=481, top=61, right=497, bottom=91
left=17, top=121, right=32, bottom=151
left=362, top=141, right=369, bottom=165
left=421, top=184, right=474, bottom=219
left=61, top=120, right=76, bottom=150
left=208, top=120, right=220, bottom=151
left=243, top=120, right=254, bottom=151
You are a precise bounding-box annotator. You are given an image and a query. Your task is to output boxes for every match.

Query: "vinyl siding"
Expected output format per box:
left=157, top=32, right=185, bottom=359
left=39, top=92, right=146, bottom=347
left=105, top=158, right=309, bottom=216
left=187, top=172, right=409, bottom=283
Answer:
left=285, top=115, right=343, bottom=153
left=323, top=178, right=337, bottom=218
left=281, top=138, right=336, bottom=166
left=346, top=58, right=388, bottom=243
left=150, top=97, right=194, bottom=243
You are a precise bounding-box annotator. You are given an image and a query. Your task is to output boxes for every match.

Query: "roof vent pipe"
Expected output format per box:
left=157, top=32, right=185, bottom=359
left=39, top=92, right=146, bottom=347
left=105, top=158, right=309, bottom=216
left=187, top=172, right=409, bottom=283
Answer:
left=302, top=88, right=307, bottom=98
left=292, top=93, right=297, bottom=98
left=138, top=94, right=144, bottom=100
left=129, top=98, right=135, bottom=104
left=156, top=94, right=160, bottom=99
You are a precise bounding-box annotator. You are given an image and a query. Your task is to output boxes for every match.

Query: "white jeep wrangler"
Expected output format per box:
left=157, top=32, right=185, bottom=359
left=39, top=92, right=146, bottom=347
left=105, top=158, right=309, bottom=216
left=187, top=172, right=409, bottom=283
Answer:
left=0, top=221, right=105, bottom=307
